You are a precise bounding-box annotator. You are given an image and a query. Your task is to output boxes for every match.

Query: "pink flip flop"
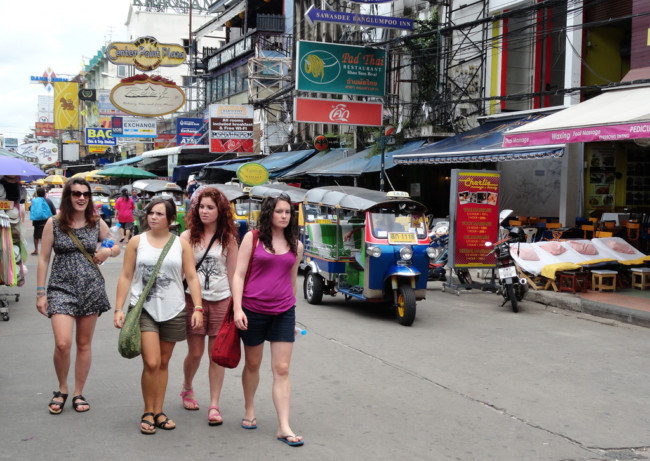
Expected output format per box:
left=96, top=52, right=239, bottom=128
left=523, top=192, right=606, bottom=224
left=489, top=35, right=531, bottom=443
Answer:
left=208, top=406, right=223, bottom=426
left=180, top=388, right=199, bottom=411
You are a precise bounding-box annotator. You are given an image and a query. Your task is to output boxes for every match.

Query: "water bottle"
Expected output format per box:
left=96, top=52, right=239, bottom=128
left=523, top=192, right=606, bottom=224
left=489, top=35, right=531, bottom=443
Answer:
left=109, top=223, right=122, bottom=242
left=294, top=326, right=307, bottom=337
left=99, top=238, right=114, bottom=265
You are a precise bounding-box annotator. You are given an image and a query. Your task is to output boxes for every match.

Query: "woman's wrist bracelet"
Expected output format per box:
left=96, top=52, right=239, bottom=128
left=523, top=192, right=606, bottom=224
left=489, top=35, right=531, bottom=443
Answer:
left=37, top=286, right=46, bottom=290
left=194, top=306, right=203, bottom=312
left=115, top=308, right=123, bottom=312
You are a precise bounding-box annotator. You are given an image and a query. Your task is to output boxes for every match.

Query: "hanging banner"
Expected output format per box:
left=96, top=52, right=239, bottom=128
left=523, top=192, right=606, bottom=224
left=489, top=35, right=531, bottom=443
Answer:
left=448, top=170, right=500, bottom=268
left=294, top=97, right=382, bottom=126
left=296, top=41, right=386, bottom=97
left=54, top=82, right=79, bottom=130
left=208, top=104, right=254, bottom=153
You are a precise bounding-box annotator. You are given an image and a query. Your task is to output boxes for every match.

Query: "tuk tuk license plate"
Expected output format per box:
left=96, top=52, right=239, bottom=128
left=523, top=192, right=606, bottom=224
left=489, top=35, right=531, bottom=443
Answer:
left=388, top=232, right=417, bottom=244
left=498, top=266, right=517, bottom=280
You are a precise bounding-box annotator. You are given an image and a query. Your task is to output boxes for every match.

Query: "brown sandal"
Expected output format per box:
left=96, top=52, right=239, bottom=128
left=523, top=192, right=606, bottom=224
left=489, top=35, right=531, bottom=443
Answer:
left=48, top=391, right=68, bottom=415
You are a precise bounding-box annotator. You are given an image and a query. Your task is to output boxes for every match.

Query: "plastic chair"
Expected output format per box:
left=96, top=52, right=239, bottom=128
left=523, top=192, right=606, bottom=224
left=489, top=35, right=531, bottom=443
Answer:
left=603, top=221, right=616, bottom=231
left=581, top=225, right=595, bottom=239
left=523, top=228, right=538, bottom=243
left=545, top=222, right=562, bottom=229
left=595, top=231, right=614, bottom=238
left=508, top=220, right=522, bottom=227
left=626, top=222, right=640, bottom=248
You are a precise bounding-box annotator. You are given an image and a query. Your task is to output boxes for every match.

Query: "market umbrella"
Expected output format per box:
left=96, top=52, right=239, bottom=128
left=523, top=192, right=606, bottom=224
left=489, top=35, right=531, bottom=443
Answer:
left=70, top=169, right=103, bottom=182
left=0, top=157, right=47, bottom=181
left=34, top=179, right=45, bottom=186
left=43, top=174, right=69, bottom=185
left=96, top=165, right=158, bottom=180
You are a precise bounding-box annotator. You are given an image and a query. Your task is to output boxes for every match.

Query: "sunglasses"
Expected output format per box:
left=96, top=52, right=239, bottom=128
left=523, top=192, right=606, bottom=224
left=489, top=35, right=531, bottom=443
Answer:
left=71, top=191, right=91, bottom=198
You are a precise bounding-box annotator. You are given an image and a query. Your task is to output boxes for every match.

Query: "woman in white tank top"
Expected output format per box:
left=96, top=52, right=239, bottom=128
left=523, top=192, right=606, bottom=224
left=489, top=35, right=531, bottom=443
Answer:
left=179, top=186, right=239, bottom=426
left=114, top=197, right=204, bottom=435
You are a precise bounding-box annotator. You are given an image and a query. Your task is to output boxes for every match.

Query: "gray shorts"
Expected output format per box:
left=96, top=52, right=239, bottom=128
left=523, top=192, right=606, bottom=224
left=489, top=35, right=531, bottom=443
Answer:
left=119, top=221, right=134, bottom=231
left=140, top=308, right=187, bottom=343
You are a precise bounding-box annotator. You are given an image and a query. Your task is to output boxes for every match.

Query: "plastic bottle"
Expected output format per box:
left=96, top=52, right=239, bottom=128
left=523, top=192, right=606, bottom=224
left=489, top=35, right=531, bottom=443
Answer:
left=99, top=238, right=114, bottom=265
left=294, top=326, right=307, bottom=337
left=109, top=223, right=122, bottom=242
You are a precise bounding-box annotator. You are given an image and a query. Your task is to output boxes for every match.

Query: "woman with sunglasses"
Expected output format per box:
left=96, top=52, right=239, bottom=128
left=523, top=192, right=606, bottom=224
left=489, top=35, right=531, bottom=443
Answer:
left=232, top=193, right=305, bottom=447
left=179, top=186, right=239, bottom=426
left=114, top=197, right=203, bottom=435
left=36, top=178, right=121, bottom=414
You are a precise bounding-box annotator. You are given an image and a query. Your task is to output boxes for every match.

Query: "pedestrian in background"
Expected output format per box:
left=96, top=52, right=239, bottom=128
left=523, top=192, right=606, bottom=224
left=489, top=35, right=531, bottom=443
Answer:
left=36, top=178, right=121, bottom=415
left=114, top=197, right=203, bottom=435
left=114, top=189, right=135, bottom=243
left=179, top=186, right=239, bottom=426
left=30, top=187, right=53, bottom=255
left=232, top=193, right=304, bottom=447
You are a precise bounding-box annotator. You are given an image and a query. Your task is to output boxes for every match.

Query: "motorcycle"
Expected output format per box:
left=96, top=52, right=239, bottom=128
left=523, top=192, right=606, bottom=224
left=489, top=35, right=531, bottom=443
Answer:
left=427, top=221, right=449, bottom=282
left=484, top=226, right=528, bottom=312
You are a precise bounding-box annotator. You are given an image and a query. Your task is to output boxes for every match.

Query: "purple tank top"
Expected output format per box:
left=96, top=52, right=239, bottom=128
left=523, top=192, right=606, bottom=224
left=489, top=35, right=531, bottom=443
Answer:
left=242, top=240, right=296, bottom=314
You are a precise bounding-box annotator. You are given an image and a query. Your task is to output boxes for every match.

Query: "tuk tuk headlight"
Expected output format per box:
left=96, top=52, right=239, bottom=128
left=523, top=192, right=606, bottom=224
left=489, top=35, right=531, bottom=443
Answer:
left=399, top=246, right=413, bottom=261
left=367, top=246, right=382, bottom=258
left=426, top=247, right=437, bottom=259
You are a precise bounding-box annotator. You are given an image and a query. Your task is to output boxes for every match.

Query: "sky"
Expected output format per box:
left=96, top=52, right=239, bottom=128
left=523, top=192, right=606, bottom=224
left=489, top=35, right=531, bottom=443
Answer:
left=0, top=0, right=133, bottom=142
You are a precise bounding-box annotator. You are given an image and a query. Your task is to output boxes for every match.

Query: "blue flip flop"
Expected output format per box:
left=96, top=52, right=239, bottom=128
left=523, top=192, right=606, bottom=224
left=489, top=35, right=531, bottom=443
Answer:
left=277, top=435, right=304, bottom=447
left=241, top=418, right=257, bottom=429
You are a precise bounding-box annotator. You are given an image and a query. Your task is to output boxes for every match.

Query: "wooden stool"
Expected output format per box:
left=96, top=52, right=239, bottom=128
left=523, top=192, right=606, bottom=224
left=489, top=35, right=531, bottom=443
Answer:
left=631, top=267, right=650, bottom=290
left=558, top=271, right=589, bottom=293
left=591, top=270, right=617, bottom=292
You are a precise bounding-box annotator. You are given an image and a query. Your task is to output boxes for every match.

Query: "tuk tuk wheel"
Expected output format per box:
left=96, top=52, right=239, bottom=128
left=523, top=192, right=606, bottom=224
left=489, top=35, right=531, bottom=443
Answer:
left=395, top=284, right=416, bottom=326
left=304, top=271, right=324, bottom=305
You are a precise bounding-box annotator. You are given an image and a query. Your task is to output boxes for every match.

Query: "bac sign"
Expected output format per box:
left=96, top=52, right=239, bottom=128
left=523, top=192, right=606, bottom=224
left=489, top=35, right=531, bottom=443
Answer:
left=85, top=127, right=116, bottom=146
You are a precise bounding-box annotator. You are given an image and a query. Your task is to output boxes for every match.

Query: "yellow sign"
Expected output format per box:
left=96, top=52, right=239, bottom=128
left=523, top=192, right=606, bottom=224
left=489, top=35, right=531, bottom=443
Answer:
left=0, top=200, right=12, bottom=210
left=89, top=146, right=108, bottom=154
left=106, top=36, right=186, bottom=72
left=388, top=232, right=417, bottom=244
left=54, top=82, right=79, bottom=130
left=237, top=163, right=269, bottom=186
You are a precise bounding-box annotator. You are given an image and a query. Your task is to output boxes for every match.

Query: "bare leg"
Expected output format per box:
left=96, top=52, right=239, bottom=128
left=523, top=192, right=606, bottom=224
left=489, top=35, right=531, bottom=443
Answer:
left=141, top=331, right=161, bottom=431
left=155, top=340, right=176, bottom=428
left=50, top=314, right=75, bottom=411
left=241, top=343, right=264, bottom=425
left=181, top=334, right=204, bottom=410
left=207, top=335, right=225, bottom=422
left=72, top=314, right=98, bottom=411
left=271, top=341, right=302, bottom=444
left=32, top=236, right=39, bottom=254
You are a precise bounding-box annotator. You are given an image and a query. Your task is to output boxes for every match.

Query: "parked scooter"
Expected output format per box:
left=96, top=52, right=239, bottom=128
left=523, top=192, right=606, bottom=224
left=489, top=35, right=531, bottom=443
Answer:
left=484, top=226, right=528, bottom=312
left=427, top=221, right=449, bottom=282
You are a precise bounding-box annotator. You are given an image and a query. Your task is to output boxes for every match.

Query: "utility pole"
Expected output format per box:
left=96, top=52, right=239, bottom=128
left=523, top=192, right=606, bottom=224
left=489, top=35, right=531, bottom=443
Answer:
left=379, top=124, right=394, bottom=192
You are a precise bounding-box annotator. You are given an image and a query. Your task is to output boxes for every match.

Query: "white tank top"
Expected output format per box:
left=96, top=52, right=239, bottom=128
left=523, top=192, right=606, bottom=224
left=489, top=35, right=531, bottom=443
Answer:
left=185, top=242, right=231, bottom=302
left=129, top=233, right=185, bottom=322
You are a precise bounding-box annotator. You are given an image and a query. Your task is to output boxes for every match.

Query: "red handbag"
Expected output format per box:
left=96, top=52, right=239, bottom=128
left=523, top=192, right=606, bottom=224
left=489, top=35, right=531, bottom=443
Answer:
left=211, top=230, right=259, bottom=368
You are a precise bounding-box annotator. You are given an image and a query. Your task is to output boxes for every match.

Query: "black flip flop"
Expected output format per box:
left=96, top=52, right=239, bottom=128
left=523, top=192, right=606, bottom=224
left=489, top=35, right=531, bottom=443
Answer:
left=72, top=395, right=90, bottom=412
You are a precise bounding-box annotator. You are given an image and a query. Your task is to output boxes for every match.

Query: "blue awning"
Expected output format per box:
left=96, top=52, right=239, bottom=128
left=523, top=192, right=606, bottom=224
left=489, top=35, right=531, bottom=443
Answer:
left=308, top=141, right=425, bottom=177
left=393, top=114, right=564, bottom=165
left=205, top=149, right=315, bottom=178
left=172, top=157, right=250, bottom=183
left=103, top=155, right=143, bottom=167
left=278, top=148, right=350, bottom=179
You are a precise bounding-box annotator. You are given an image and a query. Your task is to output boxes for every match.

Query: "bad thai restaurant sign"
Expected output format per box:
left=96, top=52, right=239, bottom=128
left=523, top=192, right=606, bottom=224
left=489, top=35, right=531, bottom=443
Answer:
left=106, top=36, right=186, bottom=71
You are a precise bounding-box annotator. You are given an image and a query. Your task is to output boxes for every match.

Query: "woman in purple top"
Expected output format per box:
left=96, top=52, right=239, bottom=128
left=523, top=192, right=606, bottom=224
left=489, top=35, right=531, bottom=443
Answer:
left=232, top=193, right=304, bottom=447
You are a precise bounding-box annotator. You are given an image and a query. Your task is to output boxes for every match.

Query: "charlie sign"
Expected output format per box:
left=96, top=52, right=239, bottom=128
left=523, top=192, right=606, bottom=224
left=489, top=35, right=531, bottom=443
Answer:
left=296, top=41, right=386, bottom=97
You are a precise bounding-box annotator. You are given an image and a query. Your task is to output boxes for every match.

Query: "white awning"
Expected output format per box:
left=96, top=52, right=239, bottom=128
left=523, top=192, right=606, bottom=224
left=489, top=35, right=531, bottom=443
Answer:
left=503, top=85, right=650, bottom=147
left=141, top=145, right=209, bottom=158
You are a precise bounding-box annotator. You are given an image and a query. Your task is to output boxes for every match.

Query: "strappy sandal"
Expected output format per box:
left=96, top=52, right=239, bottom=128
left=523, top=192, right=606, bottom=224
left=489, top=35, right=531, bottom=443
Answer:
left=208, top=406, right=223, bottom=426
left=180, top=388, right=199, bottom=410
left=154, top=412, right=176, bottom=430
left=72, top=395, right=90, bottom=413
left=48, top=391, right=68, bottom=415
left=141, top=412, right=156, bottom=435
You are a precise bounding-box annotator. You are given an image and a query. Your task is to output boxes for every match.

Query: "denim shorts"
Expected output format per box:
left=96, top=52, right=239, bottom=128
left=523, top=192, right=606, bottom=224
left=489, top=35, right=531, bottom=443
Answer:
left=238, top=306, right=296, bottom=346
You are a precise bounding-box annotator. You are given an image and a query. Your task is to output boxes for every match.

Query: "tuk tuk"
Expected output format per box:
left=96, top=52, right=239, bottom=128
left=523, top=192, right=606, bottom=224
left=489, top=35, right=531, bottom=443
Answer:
left=132, top=179, right=185, bottom=234
left=301, top=186, right=434, bottom=326
left=91, top=184, right=116, bottom=226
left=249, top=183, right=308, bottom=225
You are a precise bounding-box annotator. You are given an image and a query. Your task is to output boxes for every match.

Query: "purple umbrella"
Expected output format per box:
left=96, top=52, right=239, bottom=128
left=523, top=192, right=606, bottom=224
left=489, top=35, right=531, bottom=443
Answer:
left=0, top=157, right=47, bottom=180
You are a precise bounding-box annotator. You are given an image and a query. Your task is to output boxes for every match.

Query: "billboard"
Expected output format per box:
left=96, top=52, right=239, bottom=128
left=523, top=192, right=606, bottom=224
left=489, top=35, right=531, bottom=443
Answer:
left=35, top=142, right=59, bottom=165
left=121, top=117, right=157, bottom=138
left=53, top=82, right=79, bottom=130
left=35, top=122, right=56, bottom=137
left=85, top=128, right=116, bottom=146
left=97, top=90, right=129, bottom=116
left=296, top=41, right=386, bottom=97
left=294, top=97, right=382, bottom=126
left=176, top=117, right=205, bottom=145
left=106, top=36, right=186, bottom=72
left=447, top=170, right=501, bottom=268
left=208, top=104, right=254, bottom=153
left=110, top=75, right=185, bottom=117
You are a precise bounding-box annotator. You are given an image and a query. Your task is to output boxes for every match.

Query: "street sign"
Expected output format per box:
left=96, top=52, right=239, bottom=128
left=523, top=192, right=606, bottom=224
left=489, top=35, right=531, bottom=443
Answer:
left=305, top=6, right=413, bottom=30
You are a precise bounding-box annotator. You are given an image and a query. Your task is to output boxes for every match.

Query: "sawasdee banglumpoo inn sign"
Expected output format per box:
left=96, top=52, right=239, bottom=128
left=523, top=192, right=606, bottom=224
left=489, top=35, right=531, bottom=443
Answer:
left=106, top=36, right=186, bottom=72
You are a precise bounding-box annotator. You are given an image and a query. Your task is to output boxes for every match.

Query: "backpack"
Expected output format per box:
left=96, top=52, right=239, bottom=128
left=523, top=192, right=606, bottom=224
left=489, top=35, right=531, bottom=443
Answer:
left=30, top=197, right=53, bottom=221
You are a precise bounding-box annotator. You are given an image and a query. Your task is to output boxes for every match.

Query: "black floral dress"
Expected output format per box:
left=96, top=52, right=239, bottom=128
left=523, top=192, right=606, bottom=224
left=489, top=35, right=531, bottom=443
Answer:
left=46, top=219, right=111, bottom=318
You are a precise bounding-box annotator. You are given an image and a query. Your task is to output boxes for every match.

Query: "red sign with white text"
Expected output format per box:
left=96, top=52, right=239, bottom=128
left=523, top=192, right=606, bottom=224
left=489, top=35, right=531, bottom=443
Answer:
left=35, top=122, right=56, bottom=137
left=294, top=97, right=382, bottom=126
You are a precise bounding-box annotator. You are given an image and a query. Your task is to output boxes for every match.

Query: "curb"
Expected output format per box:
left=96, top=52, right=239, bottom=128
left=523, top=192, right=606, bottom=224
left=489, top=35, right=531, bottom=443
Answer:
left=526, top=290, right=650, bottom=329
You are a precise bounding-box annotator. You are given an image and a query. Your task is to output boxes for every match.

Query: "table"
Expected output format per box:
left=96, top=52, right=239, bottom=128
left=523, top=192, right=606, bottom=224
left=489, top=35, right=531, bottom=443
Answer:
left=600, top=213, right=630, bottom=226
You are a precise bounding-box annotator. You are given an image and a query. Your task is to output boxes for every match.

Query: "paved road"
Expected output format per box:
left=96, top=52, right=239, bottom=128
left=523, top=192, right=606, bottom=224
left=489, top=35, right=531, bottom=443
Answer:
left=2, top=250, right=649, bottom=461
